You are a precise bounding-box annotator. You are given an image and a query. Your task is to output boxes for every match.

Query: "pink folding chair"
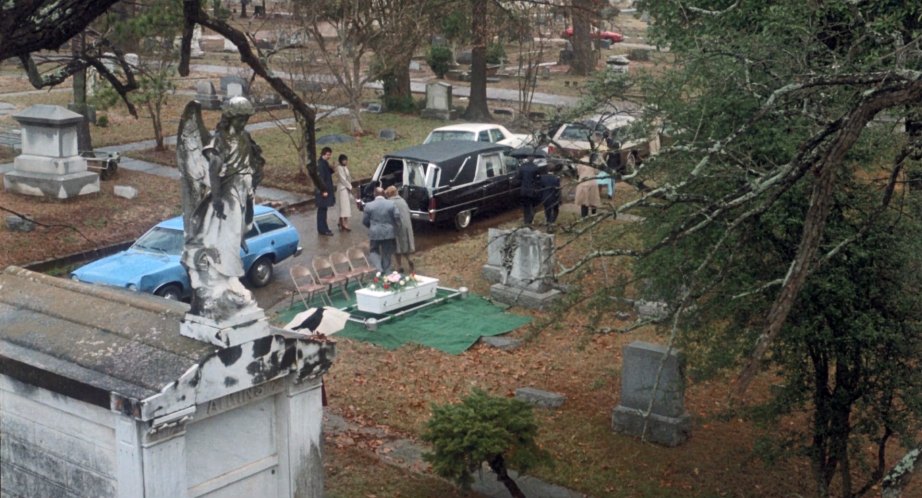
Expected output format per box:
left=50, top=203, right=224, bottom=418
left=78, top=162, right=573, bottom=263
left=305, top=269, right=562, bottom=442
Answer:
left=330, top=251, right=366, bottom=288
left=312, top=255, right=350, bottom=301
left=346, top=245, right=377, bottom=284
left=289, top=264, right=332, bottom=307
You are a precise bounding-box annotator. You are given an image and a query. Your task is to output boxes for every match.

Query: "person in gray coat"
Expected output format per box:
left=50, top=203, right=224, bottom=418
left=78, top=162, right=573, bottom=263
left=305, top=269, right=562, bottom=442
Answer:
left=385, top=186, right=415, bottom=273
left=362, top=187, right=401, bottom=274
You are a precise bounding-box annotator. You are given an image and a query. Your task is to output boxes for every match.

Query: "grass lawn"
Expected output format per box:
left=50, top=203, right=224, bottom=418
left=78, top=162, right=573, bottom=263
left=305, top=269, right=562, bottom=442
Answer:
left=127, top=111, right=466, bottom=190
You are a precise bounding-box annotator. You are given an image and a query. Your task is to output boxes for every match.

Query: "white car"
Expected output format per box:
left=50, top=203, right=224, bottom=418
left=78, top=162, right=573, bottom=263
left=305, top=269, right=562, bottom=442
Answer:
left=549, top=114, right=658, bottom=169
left=423, top=123, right=533, bottom=149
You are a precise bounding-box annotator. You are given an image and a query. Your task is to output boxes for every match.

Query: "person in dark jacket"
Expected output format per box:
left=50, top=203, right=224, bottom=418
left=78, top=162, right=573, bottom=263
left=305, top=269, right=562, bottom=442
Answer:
left=517, top=155, right=541, bottom=225
left=315, top=147, right=336, bottom=235
left=538, top=173, right=561, bottom=229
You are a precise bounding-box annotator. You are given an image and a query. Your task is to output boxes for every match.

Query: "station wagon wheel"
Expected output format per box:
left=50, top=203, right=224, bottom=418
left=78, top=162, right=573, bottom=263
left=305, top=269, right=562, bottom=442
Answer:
left=454, top=210, right=472, bottom=230
left=248, top=256, right=274, bottom=287
left=156, top=284, right=182, bottom=301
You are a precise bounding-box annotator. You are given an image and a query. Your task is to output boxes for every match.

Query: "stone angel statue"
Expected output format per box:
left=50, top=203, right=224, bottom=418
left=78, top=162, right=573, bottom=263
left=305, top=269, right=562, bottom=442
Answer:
left=177, top=96, right=265, bottom=322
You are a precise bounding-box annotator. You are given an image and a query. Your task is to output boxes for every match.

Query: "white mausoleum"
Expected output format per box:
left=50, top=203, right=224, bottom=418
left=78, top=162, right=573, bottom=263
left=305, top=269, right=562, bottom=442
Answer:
left=0, top=267, right=334, bottom=497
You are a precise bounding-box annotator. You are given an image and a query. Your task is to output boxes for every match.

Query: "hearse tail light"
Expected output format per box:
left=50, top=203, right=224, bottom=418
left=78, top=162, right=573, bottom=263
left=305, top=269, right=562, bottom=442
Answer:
left=548, top=144, right=557, bottom=155
left=428, top=197, right=437, bottom=222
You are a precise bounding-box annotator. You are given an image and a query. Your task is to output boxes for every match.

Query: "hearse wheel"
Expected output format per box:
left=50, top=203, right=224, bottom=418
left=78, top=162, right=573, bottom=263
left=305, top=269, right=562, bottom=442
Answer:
left=454, top=209, right=472, bottom=230
left=625, top=152, right=639, bottom=171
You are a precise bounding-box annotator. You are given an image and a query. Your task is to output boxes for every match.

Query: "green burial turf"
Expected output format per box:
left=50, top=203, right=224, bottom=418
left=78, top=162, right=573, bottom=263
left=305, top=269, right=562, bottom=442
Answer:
left=275, top=287, right=531, bottom=355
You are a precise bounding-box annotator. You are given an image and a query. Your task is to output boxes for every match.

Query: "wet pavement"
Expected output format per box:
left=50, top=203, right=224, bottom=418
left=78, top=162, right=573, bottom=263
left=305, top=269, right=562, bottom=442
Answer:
left=254, top=201, right=522, bottom=313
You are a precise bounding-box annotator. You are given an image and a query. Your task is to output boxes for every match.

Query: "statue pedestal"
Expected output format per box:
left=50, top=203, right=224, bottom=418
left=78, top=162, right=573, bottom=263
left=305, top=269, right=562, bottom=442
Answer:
left=180, top=310, right=270, bottom=348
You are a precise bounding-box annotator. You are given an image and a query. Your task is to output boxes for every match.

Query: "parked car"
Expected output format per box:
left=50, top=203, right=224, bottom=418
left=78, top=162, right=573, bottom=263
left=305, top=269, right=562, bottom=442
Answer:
left=423, top=123, right=533, bottom=149
left=549, top=114, right=659, bottom=170
left=358, top=141, right=543, bottom=229
left=71, top=205, right=302, bottom=300
left=561, top=27, right=624, bottom=43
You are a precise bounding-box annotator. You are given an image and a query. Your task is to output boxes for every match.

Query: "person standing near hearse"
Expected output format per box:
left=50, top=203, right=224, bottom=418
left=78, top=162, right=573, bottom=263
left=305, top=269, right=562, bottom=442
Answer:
left=516, top=152, right=541, bottom=225
left=538, top=172, right=561, bottom=230
left=363, top=187, right=401, bottom=274
left=385, top=185, right=415, bottom=274
left=574, top=155, right=602, bottom=218
left=335, top=154, right=355, bottom=231
left=315, top=146, right=336, bottom=236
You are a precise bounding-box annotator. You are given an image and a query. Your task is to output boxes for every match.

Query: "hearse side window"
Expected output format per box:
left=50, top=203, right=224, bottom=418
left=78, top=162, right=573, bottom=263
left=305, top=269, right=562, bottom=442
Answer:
left=478, top=130, right=491, bottom=142
left=489, top=129, right=505, bottom=143
left=451, top=156, right=476, bottom=185
left=256, top=214, right=287, bottom=233
left=379, top=158, right=404, bottom=189
left=405, top=161, right=427, bottom=187
left=476, top=153, right=503, bottom=181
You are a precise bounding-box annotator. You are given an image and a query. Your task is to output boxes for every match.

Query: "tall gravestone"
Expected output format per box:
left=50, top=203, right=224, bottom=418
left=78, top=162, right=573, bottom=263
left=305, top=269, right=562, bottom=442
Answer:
left=611, top=341, right=691, bottom=446
left=421, top=81, right=452, bottom=120
left=4, top=105, right=99, bottom=199
left=483, top=228, right=561, bottom=309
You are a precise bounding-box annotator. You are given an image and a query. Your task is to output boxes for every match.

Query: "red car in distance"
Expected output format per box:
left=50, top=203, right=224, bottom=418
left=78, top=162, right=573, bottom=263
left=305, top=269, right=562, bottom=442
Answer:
left=561, top=27, right=624, bottom=43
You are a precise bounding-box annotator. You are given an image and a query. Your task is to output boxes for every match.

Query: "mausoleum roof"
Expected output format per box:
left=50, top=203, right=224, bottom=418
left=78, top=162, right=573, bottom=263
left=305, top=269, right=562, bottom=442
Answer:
left=0, top=266, right=213, bottom=406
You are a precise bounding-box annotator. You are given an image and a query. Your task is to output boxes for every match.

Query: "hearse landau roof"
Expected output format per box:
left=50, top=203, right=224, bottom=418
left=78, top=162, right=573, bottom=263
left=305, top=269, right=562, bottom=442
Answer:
left=385, top=141, right=510, bottom=165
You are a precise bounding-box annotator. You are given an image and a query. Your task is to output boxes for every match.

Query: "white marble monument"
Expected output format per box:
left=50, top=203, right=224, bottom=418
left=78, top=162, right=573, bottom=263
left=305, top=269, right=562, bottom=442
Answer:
left=3, top=105, right=99, bottom=199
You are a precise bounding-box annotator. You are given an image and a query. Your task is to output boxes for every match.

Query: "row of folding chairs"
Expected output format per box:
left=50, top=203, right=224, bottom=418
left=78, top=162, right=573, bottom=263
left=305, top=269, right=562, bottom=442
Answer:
left=289, top=246, right=378, bottom=308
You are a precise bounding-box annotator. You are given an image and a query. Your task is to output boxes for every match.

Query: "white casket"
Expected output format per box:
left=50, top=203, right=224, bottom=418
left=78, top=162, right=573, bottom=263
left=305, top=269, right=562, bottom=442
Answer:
left=354, top=275, right=439, bottom=314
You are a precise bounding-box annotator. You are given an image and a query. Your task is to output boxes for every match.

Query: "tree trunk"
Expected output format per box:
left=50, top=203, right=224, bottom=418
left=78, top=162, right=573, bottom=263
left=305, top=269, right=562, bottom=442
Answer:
left=150, top=101, right=165, bottom=151
left=569, top=0, right=595, bottom=76
left=463, top=0, right=491, bottom=121
left=488, top=455, right=526, bottom=498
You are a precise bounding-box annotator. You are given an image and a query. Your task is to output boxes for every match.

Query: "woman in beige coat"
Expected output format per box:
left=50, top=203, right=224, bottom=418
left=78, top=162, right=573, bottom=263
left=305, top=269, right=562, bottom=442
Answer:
left=574, top=161, right=601, bottom=218
left=335, top=154, right=355, bottom=231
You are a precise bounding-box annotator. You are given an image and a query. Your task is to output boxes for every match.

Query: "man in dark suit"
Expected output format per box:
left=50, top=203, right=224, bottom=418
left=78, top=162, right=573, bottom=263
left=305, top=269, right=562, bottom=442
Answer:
left=538, top=173, right=561, bottom=229
left=362, top=187, right=401, bottom=274
left=315, top=147, right=336, bottom=236
left=517, top=154, right=541, bottom=225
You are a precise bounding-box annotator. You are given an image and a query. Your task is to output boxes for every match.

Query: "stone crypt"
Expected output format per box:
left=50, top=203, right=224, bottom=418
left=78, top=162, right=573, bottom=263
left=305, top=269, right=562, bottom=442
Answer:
left=0, top=267, right=334, bottom=497
left=0, top=97, right=337, bottom=498
left=3, top=104, right=99, bottom=199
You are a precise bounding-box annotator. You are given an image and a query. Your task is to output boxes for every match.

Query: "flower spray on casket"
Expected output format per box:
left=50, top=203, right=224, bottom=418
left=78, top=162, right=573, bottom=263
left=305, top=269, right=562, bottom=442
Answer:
left=367, top=271, right=418, bottom=292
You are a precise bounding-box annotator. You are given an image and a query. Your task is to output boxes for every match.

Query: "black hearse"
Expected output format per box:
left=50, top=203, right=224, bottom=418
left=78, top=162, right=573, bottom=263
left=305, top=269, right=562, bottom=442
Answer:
left=358, top=141, right=537, bottom=229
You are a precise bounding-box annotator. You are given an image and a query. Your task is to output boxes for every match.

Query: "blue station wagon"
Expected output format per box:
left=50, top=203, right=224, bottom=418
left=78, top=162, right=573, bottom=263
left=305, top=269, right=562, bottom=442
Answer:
left=71, top=205, right=302, bottom=300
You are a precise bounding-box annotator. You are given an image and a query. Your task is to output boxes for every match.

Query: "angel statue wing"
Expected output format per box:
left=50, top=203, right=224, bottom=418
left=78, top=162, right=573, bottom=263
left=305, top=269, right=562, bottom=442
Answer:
left=176, top=101, right=212, bottom=236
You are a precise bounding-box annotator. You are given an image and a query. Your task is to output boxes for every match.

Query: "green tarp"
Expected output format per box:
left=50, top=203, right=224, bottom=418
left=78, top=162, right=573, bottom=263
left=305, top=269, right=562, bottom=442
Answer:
left=275, top=288, right=531, bottom=355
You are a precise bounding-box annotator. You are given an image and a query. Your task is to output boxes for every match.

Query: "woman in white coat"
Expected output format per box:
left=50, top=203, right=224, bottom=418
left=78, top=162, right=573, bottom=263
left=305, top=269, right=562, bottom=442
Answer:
left=335, top=154, right=355, bottom=231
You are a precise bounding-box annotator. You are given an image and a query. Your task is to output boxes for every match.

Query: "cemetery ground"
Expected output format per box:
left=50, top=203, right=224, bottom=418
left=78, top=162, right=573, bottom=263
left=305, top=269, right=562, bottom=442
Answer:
left=2, top=170, right=884, bottom=497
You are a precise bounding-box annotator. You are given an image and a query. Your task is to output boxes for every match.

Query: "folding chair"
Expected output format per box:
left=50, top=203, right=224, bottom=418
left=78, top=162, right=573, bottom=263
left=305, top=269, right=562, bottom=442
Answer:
left=346, top=245, right=378, bottom=284
left=312, top=255, right=350, bottom=301
left=330, top=251, right=366, bottom=288
left=289, top=264, right=332, bottom=308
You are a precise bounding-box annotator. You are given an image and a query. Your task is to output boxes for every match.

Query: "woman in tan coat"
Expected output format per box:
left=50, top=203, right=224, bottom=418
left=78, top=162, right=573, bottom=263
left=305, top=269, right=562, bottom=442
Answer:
left=574, top=161, right=602, bottom=218
left=335, top=154, right=355, bottom=231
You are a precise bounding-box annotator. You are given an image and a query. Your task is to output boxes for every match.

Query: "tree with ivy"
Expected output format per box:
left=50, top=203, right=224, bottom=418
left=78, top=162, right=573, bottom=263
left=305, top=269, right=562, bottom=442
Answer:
left=422, top=389, right=550, bottom=498
left=560, top=1, right=922, bottom=496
